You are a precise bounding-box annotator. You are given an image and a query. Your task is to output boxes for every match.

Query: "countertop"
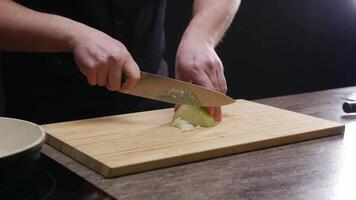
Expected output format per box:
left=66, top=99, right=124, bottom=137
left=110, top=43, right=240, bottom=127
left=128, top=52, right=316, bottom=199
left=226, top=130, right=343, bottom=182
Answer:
left=41, top=86, right=356, bottom=200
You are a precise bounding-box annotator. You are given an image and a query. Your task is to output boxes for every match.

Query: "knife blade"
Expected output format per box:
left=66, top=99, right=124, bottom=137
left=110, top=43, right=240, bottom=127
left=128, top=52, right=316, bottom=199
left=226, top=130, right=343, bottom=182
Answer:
left=123, top=72, right=235, bottom=107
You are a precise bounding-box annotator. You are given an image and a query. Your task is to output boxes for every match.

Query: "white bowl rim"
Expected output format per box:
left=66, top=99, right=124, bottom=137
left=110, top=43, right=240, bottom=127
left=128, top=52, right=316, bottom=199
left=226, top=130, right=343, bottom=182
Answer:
left=0, top=117, right=46, bottom=159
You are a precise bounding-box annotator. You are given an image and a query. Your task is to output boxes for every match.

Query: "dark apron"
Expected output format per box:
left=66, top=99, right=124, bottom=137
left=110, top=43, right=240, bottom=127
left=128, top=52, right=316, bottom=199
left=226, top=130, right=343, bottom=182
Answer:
left=1, top=0, right=168, bottom=124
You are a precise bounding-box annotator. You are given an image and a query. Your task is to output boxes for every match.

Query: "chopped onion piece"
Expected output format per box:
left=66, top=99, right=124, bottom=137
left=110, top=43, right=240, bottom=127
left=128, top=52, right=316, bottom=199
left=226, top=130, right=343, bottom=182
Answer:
left=170, top=117, right=195, bottom=132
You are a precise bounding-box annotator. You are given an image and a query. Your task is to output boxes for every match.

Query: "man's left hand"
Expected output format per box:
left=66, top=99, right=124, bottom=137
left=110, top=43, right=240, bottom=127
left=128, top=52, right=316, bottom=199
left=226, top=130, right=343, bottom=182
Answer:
left=175, top=38, right=227, bottom=122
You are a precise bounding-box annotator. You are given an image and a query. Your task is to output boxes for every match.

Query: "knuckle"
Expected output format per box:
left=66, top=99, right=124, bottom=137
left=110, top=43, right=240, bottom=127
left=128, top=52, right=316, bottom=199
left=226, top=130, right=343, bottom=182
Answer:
left=110, top=50, right=122, bottom=59
left=86, top=67, right=96, bottom=76
left=88, top=62, right=101, bottom=71
left=83, top=61, right=96, bottom=70
left=87, top=80, right=96, bottom=86
left=112, top=51, right=131, bottom=66
left=131, top=74, right=140, bottom=82
left=209, top=59, right=222, bottom=70
left=214, top=61, right=221, bottom=70
left=217, top=58, right=223, bottom=67
left=115, top=41, right=126, bottom=49
left=95, top=53, right=107, bottom=64
left=122, top=54, right=132, bottom=64
left=121, top=50, right=130, bottom=59
left=190, top=63, right=203, bottom=76
left=115, top=46, right=130, bottom=58
left=86, top=76, right=96, bottom=85
left=206, top=58, right=215, bottom=67
left=108, top=54, right=118, bottom=63
left=220, top=85, right=228, bottom=93
left=106, top=85, right=117, bottom=91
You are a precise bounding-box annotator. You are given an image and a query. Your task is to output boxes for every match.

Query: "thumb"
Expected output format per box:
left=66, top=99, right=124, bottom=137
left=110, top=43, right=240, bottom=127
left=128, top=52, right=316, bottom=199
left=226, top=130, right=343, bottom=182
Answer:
left=119, top=57, right=141, bottom=92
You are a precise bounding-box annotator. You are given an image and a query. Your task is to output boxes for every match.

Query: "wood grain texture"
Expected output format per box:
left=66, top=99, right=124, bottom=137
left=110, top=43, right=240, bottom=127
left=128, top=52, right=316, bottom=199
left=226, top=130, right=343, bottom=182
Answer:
left=42, top=100, right=344, bottom=177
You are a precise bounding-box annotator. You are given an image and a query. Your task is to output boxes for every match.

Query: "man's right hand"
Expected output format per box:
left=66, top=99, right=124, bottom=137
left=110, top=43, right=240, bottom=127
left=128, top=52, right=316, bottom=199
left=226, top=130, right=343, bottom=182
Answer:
left=70, top=28, right=140, bottom=92
left=0, top=0, right=140, bottom=92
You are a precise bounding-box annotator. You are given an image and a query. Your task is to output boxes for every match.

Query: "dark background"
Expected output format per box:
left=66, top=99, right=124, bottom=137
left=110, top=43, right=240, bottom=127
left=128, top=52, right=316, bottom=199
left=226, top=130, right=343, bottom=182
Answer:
left=165, top=0, right=356, bottom=99
left=1, top=0, right=356, bottom=115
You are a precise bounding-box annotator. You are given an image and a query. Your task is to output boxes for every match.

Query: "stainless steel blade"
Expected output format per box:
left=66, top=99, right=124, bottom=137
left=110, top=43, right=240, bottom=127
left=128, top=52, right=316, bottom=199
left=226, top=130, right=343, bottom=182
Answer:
left=123, top=72, right=235, bottom=107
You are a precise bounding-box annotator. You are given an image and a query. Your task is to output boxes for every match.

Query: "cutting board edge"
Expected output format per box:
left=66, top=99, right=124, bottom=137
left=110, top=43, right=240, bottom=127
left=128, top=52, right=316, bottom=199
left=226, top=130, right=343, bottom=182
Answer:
left=104, top=124, right=345, bottom=177
left=42, top=107, right=174, bottom=127
left=242, top=99, right=345, bottom=127
left=45, top=132, right=111, bottom=176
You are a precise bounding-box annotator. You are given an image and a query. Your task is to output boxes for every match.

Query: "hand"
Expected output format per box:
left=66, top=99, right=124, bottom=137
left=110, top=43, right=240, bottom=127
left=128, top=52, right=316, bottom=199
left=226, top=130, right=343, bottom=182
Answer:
left=70, top=27, right=140, bottom=92
left=175, top=39, right=227, bottom=122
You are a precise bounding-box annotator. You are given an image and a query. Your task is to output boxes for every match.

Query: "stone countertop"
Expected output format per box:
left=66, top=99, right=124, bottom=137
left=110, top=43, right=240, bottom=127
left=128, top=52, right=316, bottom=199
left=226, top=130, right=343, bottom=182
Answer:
left=41, top=86, right=356, bottom=200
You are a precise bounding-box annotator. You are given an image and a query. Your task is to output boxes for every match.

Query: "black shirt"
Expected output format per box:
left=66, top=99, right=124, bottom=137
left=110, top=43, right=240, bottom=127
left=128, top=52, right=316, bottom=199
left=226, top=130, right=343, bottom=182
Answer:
left=1, top=0, right=168, bottom=124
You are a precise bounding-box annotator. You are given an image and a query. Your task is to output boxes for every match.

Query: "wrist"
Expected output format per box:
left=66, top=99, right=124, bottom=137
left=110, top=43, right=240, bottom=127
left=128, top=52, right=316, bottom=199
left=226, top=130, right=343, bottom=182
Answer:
left=63, top=19, right=93, bottom=52
left=65, top=25, right=84, bottom=52
left=179, top=31, right=215, bottom=51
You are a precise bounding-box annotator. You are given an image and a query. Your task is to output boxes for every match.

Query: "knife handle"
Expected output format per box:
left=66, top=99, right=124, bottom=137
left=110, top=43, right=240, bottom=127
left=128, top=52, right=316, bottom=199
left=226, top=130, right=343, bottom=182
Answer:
left=342, top=101, right=356, bottom=113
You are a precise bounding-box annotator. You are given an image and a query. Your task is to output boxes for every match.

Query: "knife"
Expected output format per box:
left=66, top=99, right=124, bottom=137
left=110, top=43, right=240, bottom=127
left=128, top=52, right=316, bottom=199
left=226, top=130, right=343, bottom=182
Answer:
left=123, top=72, right=235, bottom=107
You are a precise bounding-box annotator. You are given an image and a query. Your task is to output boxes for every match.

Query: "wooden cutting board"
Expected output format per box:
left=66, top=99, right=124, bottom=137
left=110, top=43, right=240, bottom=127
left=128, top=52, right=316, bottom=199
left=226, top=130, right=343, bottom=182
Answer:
left=43, top=100, right=344, bottom=177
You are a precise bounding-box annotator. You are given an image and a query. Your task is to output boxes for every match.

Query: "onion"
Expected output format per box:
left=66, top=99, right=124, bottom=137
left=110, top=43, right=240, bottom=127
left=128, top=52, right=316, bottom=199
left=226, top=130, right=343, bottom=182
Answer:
left=170, top=105, right=216, bottom=131
left=170, top=117, right=195, bottom=132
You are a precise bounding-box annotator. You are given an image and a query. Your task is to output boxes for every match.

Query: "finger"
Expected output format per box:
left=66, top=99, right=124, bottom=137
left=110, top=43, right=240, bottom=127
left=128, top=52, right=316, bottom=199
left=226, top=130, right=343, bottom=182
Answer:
left=216, top=61, right=227, bottom=94
left=174, top=103, right=181, bottom=112
left=214, top=106, right=222, bottom=122
left=211, top=59, right=224, bottom=122
left=107, top=64, right=122, bottom=91
left=193, top=72, right=216, bottom=117
left=214, top=68, right=225, bottom=122
left=119, top=57, right=141, bottom=92
left=205, top=60, right=224, bottom=122
left=97, top=65, right=109, bottom=86
left=204, top=66, right=219, bottom=91
left=84, top=66, right=97, bottom=86
left=205, top=107, right=215, bottom=117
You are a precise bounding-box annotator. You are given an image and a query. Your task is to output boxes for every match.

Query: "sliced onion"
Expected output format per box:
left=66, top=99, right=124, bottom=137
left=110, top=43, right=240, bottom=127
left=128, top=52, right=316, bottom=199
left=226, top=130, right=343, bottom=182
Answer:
left=171, top=105, right=216, bottom=130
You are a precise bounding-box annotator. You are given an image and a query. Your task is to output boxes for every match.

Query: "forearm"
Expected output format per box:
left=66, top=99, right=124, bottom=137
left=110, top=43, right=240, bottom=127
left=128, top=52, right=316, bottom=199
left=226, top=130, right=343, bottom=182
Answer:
left=182, top=0, right=240, bottom=47
left=0, top=0, right=92, bottom=52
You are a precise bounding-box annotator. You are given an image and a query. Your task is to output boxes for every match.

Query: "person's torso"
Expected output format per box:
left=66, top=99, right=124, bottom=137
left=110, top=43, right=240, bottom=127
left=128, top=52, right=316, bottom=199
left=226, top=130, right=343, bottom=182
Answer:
left=1, top=0, right=167, bottom=123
